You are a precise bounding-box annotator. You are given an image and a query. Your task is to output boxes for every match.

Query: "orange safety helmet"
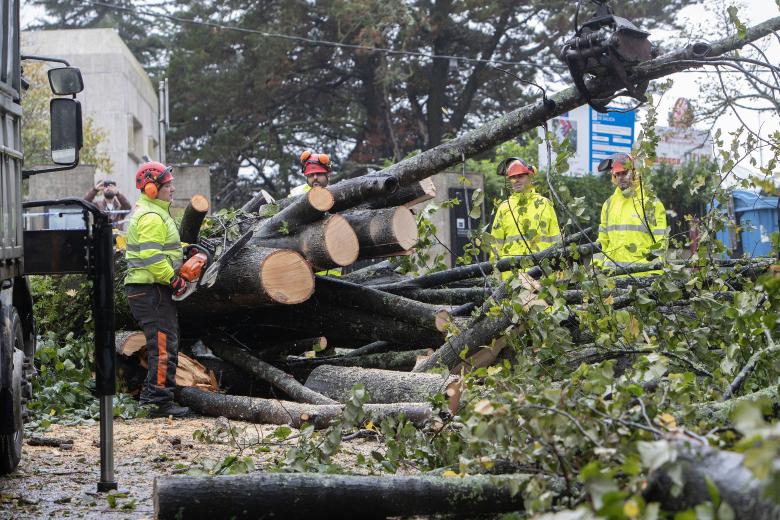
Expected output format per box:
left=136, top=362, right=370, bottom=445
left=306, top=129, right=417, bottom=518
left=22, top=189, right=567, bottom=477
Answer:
left=597, top=152, right=635, bottom=174
left=300, top=150, right=332, bottom=176
left=135, top=161, right=174, bottom=198
left=496, top=157, right=536, bottom=177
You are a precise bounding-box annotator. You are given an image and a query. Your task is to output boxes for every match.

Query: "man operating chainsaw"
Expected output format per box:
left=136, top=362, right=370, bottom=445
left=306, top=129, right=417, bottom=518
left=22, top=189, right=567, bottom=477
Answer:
left=124, top=161, right=191, bottom=418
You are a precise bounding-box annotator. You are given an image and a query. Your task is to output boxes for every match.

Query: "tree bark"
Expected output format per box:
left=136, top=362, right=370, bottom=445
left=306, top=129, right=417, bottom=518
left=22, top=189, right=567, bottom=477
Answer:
left=207, top=340, right=336, bottom=405
left=342, top=206, right=418, bottom=258
left=177, top=387, right=433, bottom=429
left=286, top=349, right=432, bottom=372
left=314, top=276, right=452, bottom=332
left=254, top=186, right=334, bottom=238
left=360, top=177, right=436, bottom=209
left=177, top=246, right=314, bottom=318
left=304, top=365, right=458, bottom=405
left=259, top=215, right=359, bottom=269
left=260, top=336, right=328, bottom=359
left=154, top=473, right=528, bottom=520
left=178, top=194, right=210, bottom=245
left=644, top=440, right=780, bottom=520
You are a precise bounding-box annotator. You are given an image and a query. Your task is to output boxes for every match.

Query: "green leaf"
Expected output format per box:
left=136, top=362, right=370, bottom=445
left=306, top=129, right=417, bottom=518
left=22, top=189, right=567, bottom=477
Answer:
left=637, top=440, right=676, bottom=472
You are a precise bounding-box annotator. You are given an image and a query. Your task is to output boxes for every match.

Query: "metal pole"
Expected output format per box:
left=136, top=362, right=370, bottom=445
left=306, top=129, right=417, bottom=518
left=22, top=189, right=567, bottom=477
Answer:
left=93, top=215, right=117, bottom=492
left=97, top=395, right=116, bottom=492
left=158, top=78, right=168, bottom=164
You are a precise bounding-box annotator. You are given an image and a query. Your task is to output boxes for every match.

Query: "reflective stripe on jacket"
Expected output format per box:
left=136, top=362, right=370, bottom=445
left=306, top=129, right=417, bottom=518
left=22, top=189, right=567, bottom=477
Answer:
left=595, top=186, right=668, bottom=272
left=490, top=189, right=560, bottom=265
left=125, top=194, right=182, bottom=285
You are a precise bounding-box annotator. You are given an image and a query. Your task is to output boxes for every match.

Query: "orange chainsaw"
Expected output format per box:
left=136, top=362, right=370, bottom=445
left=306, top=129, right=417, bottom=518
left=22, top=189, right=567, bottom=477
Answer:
left=173, top=228, right=254, bottom=301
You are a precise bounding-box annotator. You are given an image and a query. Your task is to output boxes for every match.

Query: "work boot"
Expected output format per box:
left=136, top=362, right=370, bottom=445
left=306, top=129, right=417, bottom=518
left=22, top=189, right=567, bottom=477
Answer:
left=148, top=401, right=192, bottom=418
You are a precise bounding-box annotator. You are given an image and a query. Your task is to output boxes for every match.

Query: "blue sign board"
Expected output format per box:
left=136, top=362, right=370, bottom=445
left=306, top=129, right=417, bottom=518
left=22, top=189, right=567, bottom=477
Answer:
left=589, top=107, right=636, bottom=172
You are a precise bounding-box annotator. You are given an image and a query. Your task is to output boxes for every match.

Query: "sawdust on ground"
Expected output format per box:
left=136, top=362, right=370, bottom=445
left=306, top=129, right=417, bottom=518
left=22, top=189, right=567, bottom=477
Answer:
left=0, top=416, right=381, bottom=519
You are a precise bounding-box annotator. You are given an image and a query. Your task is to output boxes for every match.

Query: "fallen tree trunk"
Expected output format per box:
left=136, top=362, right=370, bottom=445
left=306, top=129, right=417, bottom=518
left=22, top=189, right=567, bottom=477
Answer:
left=286, top=349, right=432, bottom=372
left=314, top=276, right=452, bottom=332
left=177, top=387, right=433, bottom=429
left=179, top=194, right=210, bottom=244
left=694, top=385, right=780, bottom=424
left=385, top=287, right=492, bottom=306
left=342, top=206, right=418, bottom=258
left=207, top=340, right=337, bottom=405
left=644, top=439, right=780, bottom=520
left=361, top=177, right=436, bottom=210
left=178, top=246, right=314, bottom=318
left=304, top=365, right=458, bottom=405
left=260, top=336, right=328, bottom=359
left=253, top=186, right=334, bottom=239
left=245, top=301, right=445, bottom=347
left=154, top=472, right=528, bottom=520
left=375, top=229, right=593, bottom=291
left=259, top=214, right=359, bottom=269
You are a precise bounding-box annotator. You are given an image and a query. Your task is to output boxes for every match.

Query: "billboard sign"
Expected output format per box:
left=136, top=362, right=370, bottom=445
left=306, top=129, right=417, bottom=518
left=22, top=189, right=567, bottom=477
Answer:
left=589, top=108, right=635, bottom=173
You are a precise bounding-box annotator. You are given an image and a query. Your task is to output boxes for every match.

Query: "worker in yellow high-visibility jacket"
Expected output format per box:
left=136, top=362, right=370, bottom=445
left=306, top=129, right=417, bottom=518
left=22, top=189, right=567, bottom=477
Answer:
left=490, top=157, right=560, bottom=278
left=289, top=150, right=341, bottom=276
left=594, top=152, right=668, bottom=274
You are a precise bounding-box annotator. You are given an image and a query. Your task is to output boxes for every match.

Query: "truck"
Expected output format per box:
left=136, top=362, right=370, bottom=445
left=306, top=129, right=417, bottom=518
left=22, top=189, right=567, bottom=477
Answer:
left=0, top=0, right=117, bottom=490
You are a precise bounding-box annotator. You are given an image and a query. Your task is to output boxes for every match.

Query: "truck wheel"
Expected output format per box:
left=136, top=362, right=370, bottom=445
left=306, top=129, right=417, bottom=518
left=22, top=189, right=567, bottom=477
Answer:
left=0, top=309, right=26, bottom=474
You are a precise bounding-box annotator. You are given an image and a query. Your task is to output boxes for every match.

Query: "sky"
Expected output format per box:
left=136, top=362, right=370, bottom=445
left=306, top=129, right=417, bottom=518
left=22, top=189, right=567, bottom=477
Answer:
left=647, top=0, right=780, bottom=176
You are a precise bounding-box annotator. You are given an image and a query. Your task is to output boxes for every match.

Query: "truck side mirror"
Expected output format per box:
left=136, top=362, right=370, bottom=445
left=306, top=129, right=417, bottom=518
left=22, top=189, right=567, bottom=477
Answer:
left=50, top=98, right=83, bottom=165
left=48, top=67, right=84, bottom=96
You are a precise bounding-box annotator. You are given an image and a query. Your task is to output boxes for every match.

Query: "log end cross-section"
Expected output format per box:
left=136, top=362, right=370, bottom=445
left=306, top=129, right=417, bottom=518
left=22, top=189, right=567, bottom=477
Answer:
left=307, top=186, right=335, bottom=212
left=260, top=249, right=315, bottom=304
left=324, top=214, right=359, bottom=267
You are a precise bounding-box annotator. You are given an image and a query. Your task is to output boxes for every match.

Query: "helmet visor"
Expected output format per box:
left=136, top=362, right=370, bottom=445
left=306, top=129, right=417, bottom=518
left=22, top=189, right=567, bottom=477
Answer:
left=597, top=153, right=633, bottom=173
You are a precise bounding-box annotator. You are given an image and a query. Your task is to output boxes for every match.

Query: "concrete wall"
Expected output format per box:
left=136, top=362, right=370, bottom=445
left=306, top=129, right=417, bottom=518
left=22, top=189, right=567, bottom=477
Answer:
left=170, top=164, right=212, bottom=216
left=26, top=164, right=96, bottom=202
left=22, top=28, right=160, bottom=205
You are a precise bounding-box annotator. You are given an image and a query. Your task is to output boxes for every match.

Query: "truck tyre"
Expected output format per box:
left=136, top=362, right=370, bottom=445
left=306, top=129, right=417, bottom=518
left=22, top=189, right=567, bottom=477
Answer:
left=0, top=309, right=26, bottom=474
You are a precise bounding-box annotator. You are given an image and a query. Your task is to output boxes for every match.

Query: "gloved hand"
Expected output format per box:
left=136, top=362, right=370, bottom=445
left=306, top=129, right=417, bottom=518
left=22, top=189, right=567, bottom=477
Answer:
left=183, top=244, right=199, bottom=259
left=170, top=275, right=188, bottom=297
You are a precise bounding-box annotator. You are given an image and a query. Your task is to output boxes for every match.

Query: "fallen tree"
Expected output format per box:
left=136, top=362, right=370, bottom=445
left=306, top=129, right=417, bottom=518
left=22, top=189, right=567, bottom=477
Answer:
left=154, top=473, right=529, bottom=520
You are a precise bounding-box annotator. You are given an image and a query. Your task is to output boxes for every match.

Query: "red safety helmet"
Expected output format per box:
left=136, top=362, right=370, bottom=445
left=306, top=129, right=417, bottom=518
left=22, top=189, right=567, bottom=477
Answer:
left=497, top=157, right=536, bottom=177
left=135, top=161, right=174, bottom=198
left=300, top=150, right=332, bottom=176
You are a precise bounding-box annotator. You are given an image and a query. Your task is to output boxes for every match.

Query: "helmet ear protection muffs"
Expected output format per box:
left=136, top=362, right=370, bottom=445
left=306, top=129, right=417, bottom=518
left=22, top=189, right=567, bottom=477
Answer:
left=143, top=182, right=158, bottom=198
left=496, top=157, right=536, bottom=177
left=299, top=150, right=332, bottom=175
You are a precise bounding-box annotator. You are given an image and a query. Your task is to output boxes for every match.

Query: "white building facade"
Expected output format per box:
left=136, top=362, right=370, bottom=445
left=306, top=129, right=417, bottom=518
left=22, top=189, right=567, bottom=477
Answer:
left=22, top=28, right=160, bottom=204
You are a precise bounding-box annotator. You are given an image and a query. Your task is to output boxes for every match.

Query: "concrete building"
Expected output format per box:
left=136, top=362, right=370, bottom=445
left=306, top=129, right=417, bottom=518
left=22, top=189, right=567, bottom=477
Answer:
left=22, top=28, right=160, bottom=203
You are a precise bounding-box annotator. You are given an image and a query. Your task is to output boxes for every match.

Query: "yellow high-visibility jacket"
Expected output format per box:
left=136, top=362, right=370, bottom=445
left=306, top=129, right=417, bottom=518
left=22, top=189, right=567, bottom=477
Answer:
left=490, top=189, right=560, bottom=273
left=124, top=194, right=182, bottom=285
left=595, top=186, right=668, bottom=272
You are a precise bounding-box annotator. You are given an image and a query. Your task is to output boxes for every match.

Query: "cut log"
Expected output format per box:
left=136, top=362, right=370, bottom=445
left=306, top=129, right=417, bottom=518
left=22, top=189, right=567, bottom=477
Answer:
left=259, top=214, right=359, bottom=269
left=254, top=186, right=334, bottom=238
left=245, top=302, right=445, bottom=347
left=304, top=365, right=459, bottom=406
left=177, top=387, right=433, bottom=429
left=286, top=349, right=432, bottom=372
left=314, top=276, right=452, bottom=332
left=178, top=246, right=314, bottom=317
left=361, top=177, right=437, bottom=210
left=342, top=206, right=418, bottom=258
left=154, top=473, right=528, bottom=520
left=387, top=287, right=491, bottom=306
left=116, top=330, right=146, bottom=356
left=206, top=340, right=336, bottom=405
left=178, top=194, right=210, bottom=244
left=644, top=440, right=780, bottom=520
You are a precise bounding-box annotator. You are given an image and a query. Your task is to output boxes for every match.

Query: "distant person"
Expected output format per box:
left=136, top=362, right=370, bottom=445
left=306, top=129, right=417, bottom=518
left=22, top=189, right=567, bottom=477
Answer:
left=490, top=157, right=560, bottom=276
left=595, top=153, right=668, bottom=273
left=289, top=150, right=332, bottom=197
left=290, top=151, right=341, bottom=276
left=84, top=180, right=131, bottom=229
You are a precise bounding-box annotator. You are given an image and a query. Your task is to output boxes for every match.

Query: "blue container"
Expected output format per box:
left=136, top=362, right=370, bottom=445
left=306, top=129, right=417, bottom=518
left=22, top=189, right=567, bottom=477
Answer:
left=715, top=190, right=779, bottom=257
